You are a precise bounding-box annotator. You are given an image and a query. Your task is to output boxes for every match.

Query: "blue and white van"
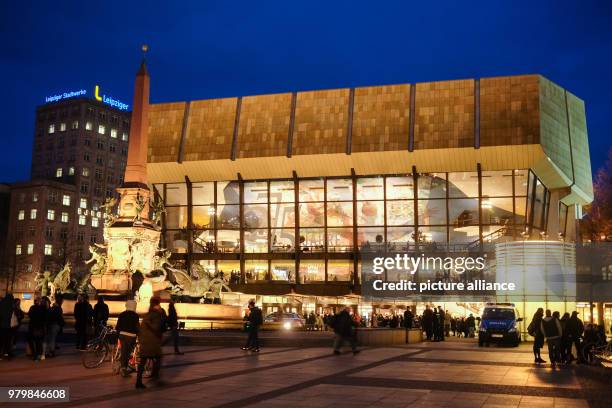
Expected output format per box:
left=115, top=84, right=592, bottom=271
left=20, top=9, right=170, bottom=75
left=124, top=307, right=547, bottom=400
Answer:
left=478, top=303, right=522, bottom=347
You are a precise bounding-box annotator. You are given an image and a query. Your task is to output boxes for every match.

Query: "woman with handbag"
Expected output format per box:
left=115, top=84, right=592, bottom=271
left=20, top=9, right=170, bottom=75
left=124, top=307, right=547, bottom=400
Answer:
left=528, top=308, right=546, bottom=364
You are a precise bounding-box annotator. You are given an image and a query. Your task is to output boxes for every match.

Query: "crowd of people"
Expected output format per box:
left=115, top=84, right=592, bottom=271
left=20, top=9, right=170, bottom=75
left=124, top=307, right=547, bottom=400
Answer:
left=528, top=308, right=607, bottom=367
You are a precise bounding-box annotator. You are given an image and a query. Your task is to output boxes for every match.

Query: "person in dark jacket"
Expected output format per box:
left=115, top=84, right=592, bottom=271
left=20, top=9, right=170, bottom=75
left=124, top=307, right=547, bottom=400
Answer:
left=528, top=308, right=545, bottom=363
left=74, top=294, right=93, bottom=350
left=93, top=296, right=110, bottom=333
left=422, top=306, right=434, bottom=340
left=166, top=300, right=182, bottom=355
left=0, top=294, right=14, bottom=358
left=466, top=314, right=476, bottom=338
left=565, top=311, right=584, bottom=363
left=331, top=307, right=360, bottom=355
left=437, top=307, right=446, bottom=341
left=403, top=308, right=413, bottom=330
left=116, top=300, right=139, bottom=377
left=27, top=296, right=47, bottom=360
left=45, top=296, right=64, bottom=358
left=242, top=299, right=263, bottom=352
left=136, top=297, right=164, bottom=389
left=540, top=309, right=563, bottom=367
left=9, top=298, right=24, bottom=356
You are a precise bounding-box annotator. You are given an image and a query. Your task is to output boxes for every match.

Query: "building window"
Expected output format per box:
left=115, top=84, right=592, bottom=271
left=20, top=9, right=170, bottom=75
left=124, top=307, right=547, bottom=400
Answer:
left=44, top=244, right=53, bottom=255
left=92, top=217, right=99, bottom=228
left=30, top=209, right=37, bottom=219
left=28, top=226, right=35, bottom=237
left=82, top=167, right=89, bottom=177
left=27, top=244, right=34, bottom=255
left=61, top=212, right=69, bottom=223
left=45, top=226, right=53, bottom=239
left=15, top=245, right=22, bottom=255
left=85, top=121, right=93, bottom=130
left=62, top=194, right=70, bottom=206
left=122, top=132, right=128, bottom=142
left=48, top=124, right=55, bottom=134
left=47, top=209, right=55, bottom=221
left=96, top=156, right=103, bottom=166
left=60, top=123, right=66, bottom=132
left=80, top=198, right=87, bottom=209
left=77, top=231, right=85, bottom=242
left=71, top=120, right=79, bottom=130
left=80, top=183, right=89, bottom=194
left=32, top=192, right=38, bottom=202
left=83, top=153, right=90, bottom=162
left=109, top=144, right=116, bottom=153
left=55, top=168, right=63, bottom=178
left=18, top=210, right=25, bottom=220
left=98, top=125, right=105, bottom=135
left=60, top=228, right=68, bottom=239
left=110, top=129, right=117, bottom=138
left=79, top=215, right=86, bottom=225
left=68, top=166, right=74, bottom=176
left=97, top=140, right=104, bottom=150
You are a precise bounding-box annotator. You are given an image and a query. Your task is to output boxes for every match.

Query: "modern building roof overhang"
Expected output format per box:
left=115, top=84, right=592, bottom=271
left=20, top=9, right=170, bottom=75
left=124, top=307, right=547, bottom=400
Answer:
left=145, top=74, right=593, bottom=206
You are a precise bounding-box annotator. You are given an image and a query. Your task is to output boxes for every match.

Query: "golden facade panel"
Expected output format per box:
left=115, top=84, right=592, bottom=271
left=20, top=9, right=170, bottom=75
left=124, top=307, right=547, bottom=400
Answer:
left=236, top=93, right=292, bottom=158
left=352, top=84, right=410, bottom=153
left=292, top=88, right=350, bottom=156
left=183, top=98, right=238, bottom=161
left=414, top=79, right=475, bottom=149
left=148, top=102, right=186, bottom=163
left=480, top=75, right=540, bottom=147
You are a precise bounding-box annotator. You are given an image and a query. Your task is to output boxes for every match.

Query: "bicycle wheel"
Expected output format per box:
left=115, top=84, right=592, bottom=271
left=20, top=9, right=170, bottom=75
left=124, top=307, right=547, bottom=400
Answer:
left=111, top=343, right=122, bottom=374
left=82, top=342, right=109, bottom=369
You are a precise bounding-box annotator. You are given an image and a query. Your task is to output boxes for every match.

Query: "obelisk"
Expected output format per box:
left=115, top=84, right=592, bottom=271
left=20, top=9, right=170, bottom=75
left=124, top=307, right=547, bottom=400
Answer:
left=96, top=47, right=161, bottom=293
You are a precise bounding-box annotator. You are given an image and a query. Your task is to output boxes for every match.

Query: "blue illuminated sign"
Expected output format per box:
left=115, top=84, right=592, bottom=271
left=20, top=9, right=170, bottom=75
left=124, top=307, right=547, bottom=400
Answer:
left=44, top=85, right=129, bottom=111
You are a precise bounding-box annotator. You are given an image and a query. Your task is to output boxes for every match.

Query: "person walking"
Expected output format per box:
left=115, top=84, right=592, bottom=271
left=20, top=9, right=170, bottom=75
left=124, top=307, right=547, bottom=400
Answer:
left=0, top=294, right=14, bottom=359
left=166, top=300, right=183, bottom=355
left=241, top=299, right=263, bottom=352
left=466, top=314, right=476, bottom=338
left=438, top=306, right=446, bottom=341
left=432, top=308, right=440, bottom=341
left=444, top=310, right=451, bottom=337
left=135, top=297, right=165, bottom=389
left=540, top=309, right=563, bottom=368
left=331, top=307, right=360, bottom=355
left=93, top=296, right=110, bottom=334
left=27, top=297, right=46, bottom=361
left=528, top=308, right=545, bottom=363
left=116, top=300, right=139, bottom=377
left=45, top=296, right=64, bottom=358
left=74, top=294, right=93, bottom=350
left=315, top=313, right=324, bottom=331
left=9, top=298, right=24, bottom=357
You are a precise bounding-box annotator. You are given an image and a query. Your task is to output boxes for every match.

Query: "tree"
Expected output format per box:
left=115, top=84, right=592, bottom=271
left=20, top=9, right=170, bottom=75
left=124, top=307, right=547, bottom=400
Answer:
left=583, top=148, right=612, bottom=241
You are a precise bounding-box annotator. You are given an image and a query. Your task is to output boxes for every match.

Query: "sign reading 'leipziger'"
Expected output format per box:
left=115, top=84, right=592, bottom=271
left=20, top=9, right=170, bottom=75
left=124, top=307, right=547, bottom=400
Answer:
left=44, top=85, right=129, bottom=110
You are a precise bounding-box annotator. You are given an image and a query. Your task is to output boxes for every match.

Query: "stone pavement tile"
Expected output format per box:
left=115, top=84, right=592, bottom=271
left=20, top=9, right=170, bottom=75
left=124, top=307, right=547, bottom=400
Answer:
left=484, top=395, right=523, bottom=406
left=518, top=396, right=555, bottom=407
left=552, top=397, right=589, bottom=408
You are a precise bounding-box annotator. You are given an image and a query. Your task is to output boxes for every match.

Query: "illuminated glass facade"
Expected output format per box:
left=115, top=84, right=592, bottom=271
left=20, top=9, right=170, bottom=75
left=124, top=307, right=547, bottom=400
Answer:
left=154, top=168, right=553, bottom=286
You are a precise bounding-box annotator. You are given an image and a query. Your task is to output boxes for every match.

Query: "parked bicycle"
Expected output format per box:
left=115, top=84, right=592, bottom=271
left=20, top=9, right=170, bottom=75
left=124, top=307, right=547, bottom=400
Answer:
left=82, top=324, right=117, bottom=369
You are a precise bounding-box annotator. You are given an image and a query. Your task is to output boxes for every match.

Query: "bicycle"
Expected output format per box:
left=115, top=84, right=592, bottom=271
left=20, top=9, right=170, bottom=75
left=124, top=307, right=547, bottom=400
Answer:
left=81, top=324, right=116, bottom=369
left=111, top=337, right=153, bottom=378
left=582, top=340, right=612, bottom=366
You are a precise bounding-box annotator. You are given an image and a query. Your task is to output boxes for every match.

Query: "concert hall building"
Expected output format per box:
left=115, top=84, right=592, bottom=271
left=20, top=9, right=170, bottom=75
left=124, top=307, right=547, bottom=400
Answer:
left=145, top=75, right=593, bottom=318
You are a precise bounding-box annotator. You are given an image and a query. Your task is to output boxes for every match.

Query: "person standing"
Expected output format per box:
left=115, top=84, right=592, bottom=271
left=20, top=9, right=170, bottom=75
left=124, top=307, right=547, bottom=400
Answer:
left=403, top=307, right=413, bottom=330
left=136, top=297, right=165, bottom=389
left=565, top=311, right=584, bottom=363
left=466, top=314, right=476, bottom=338
left=540, top=309, right=563, bottom=368
left=422, top=306, right=433, bottom=340
left=166, top=300, right=183, bottom=355
left=528, top=308, right=545, bottom=363
left=438, top=307, right=446, bottom=341
left=242, top=299, right=263, bottom=352
left=432, top=308, right=440, bottom=341
left=27, top=297, right=47, bottom=361
left=93, top=296, right=110, bottom=333
left=331, top=307, right=360, bottom=355
left=0, top=294, right=14, bottom=359
left=9, top=298, right=24, bottom=356
left=116, top=300, right=139, bottom=377
left=45, top=296, right=64, bottom=358
left=444, top=310, right=451, bottom=337
left=74, top=294, right=93, bottom=350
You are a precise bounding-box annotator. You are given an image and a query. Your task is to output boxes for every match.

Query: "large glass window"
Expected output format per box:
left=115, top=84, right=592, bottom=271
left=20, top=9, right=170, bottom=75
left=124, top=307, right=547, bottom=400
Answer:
left=270, top=180, right=294, bottom=203
left=327, top=227, right=353, bottom=251
left=357, top=227, right=385, bottom=248
left=271, top=229, right=295, bottom=252
left=165, top=230, right=188, bottom=253
left=481, top=170, right=513, bottom=197
left=192, top=229, right=215, bottom=253
left=386, top=176, right=413, bottom=199
left=217, top=205, right=240, bottom=229
left=217, top=181, right=239, bottom=205
left=327, top=201, right=353, bottom=226
left=357, top=177, right=384, bottom=200
left=165, top=207, right=188, bottom=229
left=299, top=179, right=324, bottom=202
left=271, top=203, right=295, bottom=228
left=244, top=204, right=267, bottom=228
left=448, top=172, right=479, bottom=198
left=418, top=173, right=446, bottom=199
left=418, top=199, right=447, bottom=225
left=328, top=260, right=352, bottom=282
left=166, top=184, right=187, bottom=206
left=299, top=202, right=324, bottom=227
left=217, top=230, right=240, bottom=253
left=218, top=260, right=241, bottom=284
left=326, top=178, right=352, bottom=201
left=299, top=228, right=325, bottom=251
left=192, top=182, right=214, bottom=205
left=271, top=261, right=295, bottom=282
left=387, top=200, right=414, bottom=225
left=244, top=229, right=268, bottom=253
left=193, top=206, right=215, bottom=229
left=357, top=201, right=384, bottom=226
left=244, top=181, right=268, bottom=203
left=245, top=260, right=268, bottom=282
left=299, top=261, right=325, bottom=283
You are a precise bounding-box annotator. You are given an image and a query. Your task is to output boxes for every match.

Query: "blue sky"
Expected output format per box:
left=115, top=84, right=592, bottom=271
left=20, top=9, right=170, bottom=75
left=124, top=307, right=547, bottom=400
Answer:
left=1, top=0, right=611, bottom=182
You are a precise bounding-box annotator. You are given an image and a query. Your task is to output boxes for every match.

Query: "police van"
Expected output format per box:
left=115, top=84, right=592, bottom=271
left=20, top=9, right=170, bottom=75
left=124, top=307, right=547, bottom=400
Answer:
left=478, top=303, right=522, bottom=347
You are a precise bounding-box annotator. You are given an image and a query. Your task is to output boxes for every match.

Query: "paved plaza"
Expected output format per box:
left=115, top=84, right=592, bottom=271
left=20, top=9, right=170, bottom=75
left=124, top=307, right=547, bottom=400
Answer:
left=0, top=337, right=610, bottom=407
